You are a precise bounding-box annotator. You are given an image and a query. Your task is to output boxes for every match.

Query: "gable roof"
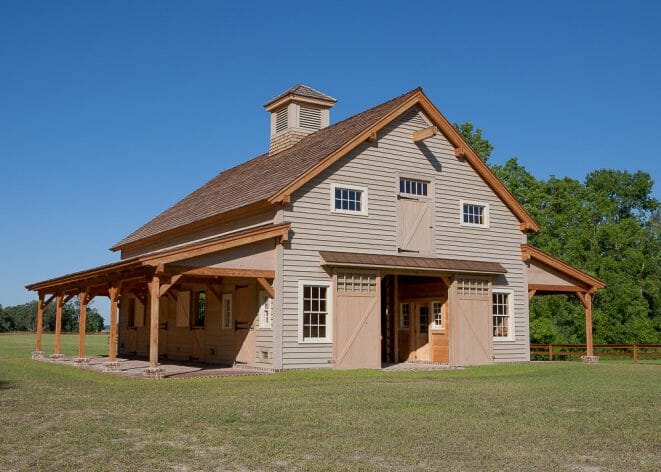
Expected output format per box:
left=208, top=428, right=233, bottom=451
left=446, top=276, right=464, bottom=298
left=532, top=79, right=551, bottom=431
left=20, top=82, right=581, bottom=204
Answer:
left=522, top=244, right=606, bottom=292
left=113, top=87, right=539, bottom=252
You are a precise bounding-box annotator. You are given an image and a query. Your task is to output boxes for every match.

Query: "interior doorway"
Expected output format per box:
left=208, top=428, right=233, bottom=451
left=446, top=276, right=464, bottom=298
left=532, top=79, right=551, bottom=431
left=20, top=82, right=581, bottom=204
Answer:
left=381, top=275, right=449, bottom=365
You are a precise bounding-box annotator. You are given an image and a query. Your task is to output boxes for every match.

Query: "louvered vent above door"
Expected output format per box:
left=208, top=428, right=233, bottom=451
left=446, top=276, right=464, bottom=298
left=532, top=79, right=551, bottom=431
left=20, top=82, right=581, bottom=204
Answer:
left=299, top=106, right=322, bottom=131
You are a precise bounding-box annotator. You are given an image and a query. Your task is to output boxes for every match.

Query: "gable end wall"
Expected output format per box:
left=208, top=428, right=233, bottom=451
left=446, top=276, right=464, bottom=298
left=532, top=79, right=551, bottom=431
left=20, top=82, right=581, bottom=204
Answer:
left=281, top=106, right=529, bottom=368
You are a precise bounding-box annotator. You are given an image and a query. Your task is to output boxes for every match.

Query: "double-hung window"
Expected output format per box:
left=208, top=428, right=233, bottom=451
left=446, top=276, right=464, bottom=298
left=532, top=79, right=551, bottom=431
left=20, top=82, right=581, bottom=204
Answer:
left=258, top=290, right=273, bottom=329
left=431, top=301, right=444, bottom=330
left=330, top=183, right=368, bottom=215
left=299, top=281, right=332, bottom=343
left=221, top=294, right=233, bottom=330
left=460, top=201, right=489, bottom=227
left=492, top=289, right=514, bottom=341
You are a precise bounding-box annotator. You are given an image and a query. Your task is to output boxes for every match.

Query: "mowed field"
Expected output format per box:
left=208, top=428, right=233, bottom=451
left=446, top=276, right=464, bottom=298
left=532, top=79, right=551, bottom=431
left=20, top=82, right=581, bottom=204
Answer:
left=0, top=334, right=659, bottom=471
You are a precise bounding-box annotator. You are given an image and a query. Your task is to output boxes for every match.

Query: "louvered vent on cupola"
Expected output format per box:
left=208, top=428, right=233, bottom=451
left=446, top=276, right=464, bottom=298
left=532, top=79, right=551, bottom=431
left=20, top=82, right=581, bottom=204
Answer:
left=264, top=85, right=337, bottom=155
left=299, top=106, right=322, bottom=131
left=275, top=108, right=289, bottom=134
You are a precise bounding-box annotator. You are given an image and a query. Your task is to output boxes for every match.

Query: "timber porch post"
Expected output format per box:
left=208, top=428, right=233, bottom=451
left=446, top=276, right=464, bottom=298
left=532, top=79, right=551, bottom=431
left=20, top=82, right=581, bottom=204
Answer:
left=51, top=293, right=64, bottom=359
left=74, top=289, right=90, bottom=364
left=144, top=275, right=164, bottom=378
left=31, top=293, right=45, bottom=359
left=577, top=291, right=598, bottom=363
left=103, top=285, right=121, bottom=371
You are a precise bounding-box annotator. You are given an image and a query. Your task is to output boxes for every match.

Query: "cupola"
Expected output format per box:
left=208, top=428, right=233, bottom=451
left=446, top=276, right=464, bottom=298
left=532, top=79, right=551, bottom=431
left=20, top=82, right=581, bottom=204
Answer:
left=264, top=85, right=336, bottom=155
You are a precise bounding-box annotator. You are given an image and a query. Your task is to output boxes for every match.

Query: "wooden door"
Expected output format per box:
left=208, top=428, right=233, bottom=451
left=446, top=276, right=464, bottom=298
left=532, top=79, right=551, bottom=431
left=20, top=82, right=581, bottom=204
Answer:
left=335, top=275, right=381, bottom=369
left=397, top=194, right=433, bottom=256
left=412, top=303, right=430, bottom=361
left=234, top=286, right=256, bottom=365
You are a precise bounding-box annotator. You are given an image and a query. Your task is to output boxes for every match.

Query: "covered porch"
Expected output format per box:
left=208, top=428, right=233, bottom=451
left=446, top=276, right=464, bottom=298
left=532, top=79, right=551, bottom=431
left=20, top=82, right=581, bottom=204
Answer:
left=522, top=244, right=606, bottom=362
left=25, top=223, right=288, bottom=378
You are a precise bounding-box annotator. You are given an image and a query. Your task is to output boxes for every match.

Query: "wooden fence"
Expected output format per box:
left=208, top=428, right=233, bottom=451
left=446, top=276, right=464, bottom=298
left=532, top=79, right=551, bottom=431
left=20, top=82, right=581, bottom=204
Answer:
left=530, top=344, right=661, bottom=363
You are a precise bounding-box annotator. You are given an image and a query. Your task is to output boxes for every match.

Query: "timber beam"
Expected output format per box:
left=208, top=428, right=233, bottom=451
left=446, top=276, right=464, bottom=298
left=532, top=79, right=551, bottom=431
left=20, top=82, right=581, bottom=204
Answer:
left=412, top=126, right=438, bottom=143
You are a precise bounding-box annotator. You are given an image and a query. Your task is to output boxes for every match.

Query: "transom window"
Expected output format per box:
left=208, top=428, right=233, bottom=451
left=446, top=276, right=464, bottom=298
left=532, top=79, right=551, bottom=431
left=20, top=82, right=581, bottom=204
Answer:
left=258, top=290, right=273, bottom=329
left=461, top=201, right=489, bottom=227
left=431, top=301, right=444, bottom=329
left=400, top=303, right=410, bottom=330
left=493, top=289, right=514, bottom=341
left=457, top=278, right=489, bottom=297
left=400, top=177, right=428, bottom=196
left=330, top=183, right=368, bottom=215
left=337, top=273, right=376, bottom=293
left=300, top=282, right=331, bottom=342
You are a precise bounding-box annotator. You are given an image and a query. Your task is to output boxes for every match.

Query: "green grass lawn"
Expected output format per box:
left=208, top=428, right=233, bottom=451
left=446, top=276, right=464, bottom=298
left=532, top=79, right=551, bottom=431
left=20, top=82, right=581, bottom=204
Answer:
left=0, top=334, right=659, bottom=471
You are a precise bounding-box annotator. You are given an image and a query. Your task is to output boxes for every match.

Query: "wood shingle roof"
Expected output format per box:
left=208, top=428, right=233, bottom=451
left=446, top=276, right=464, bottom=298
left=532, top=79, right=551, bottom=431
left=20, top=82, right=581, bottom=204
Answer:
left=113, top=88, right=421, bottom=250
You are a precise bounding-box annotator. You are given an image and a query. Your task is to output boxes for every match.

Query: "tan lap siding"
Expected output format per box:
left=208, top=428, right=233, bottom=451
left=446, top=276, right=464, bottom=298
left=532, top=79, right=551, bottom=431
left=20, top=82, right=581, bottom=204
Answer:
left=282, top=107, right=529, bottom=368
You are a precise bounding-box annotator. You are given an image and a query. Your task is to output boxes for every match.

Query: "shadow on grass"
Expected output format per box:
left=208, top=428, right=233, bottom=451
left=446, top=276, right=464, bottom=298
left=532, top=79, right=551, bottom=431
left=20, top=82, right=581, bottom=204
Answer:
left=0, top=379, right=11, bottom=390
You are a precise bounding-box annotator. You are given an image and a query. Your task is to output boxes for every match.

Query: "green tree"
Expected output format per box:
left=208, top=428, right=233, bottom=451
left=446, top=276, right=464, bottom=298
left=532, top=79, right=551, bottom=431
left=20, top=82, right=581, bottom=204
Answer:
left=453, top=121, right=494, bottom=162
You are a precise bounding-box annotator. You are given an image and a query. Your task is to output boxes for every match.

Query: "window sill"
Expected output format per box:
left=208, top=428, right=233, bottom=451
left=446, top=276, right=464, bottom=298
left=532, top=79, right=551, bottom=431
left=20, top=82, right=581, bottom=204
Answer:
left=191, top=326, right=205, bottom=330
left=493, top=338, right=515, bottom=343
left=298, top=340, right=332, bottom=345
left=459, top=222, right=489, bottom=229
left=330, top=209, right=369, bottom=217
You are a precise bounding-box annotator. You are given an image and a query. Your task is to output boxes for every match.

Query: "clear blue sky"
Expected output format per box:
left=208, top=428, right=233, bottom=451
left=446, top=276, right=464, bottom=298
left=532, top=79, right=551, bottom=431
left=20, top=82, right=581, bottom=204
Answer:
left=1, top=1, right=659, bottom=320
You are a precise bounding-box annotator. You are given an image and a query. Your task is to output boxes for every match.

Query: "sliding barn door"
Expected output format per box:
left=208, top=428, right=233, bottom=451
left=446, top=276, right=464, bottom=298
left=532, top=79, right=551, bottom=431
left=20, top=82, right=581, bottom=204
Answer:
left=334, top=273, right=381, bottom=369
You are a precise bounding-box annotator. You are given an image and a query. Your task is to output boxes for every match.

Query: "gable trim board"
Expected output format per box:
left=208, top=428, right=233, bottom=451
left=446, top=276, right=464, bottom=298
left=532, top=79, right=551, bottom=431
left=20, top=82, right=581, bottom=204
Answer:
left=111, top=88, right=539, bottom=255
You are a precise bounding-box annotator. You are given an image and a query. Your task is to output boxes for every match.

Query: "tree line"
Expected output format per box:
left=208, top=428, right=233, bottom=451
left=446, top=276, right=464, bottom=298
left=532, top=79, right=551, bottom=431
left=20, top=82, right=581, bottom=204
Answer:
left=0, top=300, right=105, bottom=333
left=457, top=122, right=660, bottom=344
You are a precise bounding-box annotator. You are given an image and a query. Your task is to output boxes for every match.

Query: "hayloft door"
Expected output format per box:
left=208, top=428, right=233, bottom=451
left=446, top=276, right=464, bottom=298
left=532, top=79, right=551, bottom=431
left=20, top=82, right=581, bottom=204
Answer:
left=397, top=178, right=433, bottom=256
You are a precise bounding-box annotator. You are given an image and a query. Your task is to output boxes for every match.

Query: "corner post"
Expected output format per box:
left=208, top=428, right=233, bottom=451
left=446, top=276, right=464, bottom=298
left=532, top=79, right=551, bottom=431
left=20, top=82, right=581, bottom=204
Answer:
left=74, top=289, right=90, bottom=365
left=32, top=293, right=45, bottom=359
left=103, top=285, right=121, bottom=372
left=144, top=275, right=164, bottom=378
left=50, top=293, right=64, bottom=359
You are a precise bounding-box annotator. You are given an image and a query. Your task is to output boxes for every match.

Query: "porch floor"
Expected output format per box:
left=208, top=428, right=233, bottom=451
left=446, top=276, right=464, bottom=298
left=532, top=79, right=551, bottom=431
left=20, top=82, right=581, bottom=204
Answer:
left=36, top=355, right=272, bottom=379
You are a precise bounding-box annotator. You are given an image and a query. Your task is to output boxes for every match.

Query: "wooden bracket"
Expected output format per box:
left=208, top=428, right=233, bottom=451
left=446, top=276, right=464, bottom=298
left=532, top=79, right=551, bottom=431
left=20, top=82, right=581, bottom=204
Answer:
left=528, top=289, right=537, bottom=301
left=367, top=131, right=378, bottom=143
left=454, top=147, right=467, bottom=158
left=412, top=126, right=438, bottom=143
left=257, top=277, right=275, bottom=298
left=160, top=274, right=182, bottom=297
left=204, top=284, right=224, bottom=304
left=62, top=293, right=76, bottom=304
left=43, top=294, right=55, bottom=308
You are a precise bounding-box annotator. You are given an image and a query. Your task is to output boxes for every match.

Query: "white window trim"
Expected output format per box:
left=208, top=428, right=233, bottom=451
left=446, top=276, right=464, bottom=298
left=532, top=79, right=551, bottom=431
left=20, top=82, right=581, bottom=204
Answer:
left=298, top=280, right=333, bottom=344
left=492, top=288, right=515, bottom=342
left=330, top=183, right=368, bottom=216
left=399, top=302, right=410, bottom=330
left=460, top=200, right=490, bottom=228
left=257, top=290, right=273, bottom=330
left=221, top=293, right=233, bottom=330
left=430, top=301, right=445, bottom=330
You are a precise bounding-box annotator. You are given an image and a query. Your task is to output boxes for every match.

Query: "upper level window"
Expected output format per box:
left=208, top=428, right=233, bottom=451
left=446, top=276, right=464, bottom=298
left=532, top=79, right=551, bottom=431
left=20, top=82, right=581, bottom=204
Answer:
left=493, top=289, right=514, bottom=341
left=299, top=281, right=332, bottom=343
left=400, top=177, right=428, bottom=197
left=461, top=201, right=489, bottom=227
left=330, top=183, right=368, bottom=216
